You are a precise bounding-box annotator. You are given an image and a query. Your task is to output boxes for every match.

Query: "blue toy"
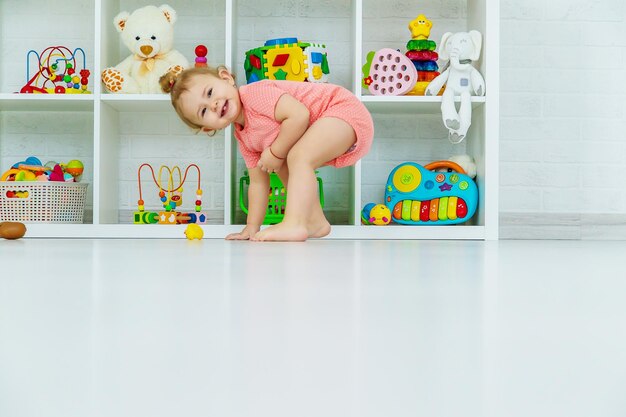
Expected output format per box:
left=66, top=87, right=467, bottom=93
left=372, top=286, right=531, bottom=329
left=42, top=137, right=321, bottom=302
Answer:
left=384, top=161, right=478, bottom=225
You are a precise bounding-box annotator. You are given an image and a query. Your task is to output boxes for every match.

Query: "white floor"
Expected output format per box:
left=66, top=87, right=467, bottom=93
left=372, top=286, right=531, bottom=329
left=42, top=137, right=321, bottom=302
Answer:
left=1, top=238, right=625, bottom=417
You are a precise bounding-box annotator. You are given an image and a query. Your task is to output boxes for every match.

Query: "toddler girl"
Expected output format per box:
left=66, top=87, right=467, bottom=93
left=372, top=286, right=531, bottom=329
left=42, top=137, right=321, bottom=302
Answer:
left=160, top=66, right=374, bottom=241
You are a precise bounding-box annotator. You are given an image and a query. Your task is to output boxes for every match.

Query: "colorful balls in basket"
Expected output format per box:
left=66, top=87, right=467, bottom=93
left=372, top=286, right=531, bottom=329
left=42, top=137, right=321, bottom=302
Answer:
left=0, top=156, right=84, bottom=183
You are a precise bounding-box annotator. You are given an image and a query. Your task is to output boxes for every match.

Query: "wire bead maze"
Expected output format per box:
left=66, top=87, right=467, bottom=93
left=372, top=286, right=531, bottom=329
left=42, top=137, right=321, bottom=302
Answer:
left=134, top=163, right=208, bottom=225
left=20, top=46, right=91, bottom=94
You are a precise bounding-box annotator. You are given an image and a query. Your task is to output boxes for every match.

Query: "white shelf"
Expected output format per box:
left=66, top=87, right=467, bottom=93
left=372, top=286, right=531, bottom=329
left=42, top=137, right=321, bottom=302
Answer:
left=0, top=0, right=499, bottom=240
left=361, top=95, right=487, bottom=114
left=0, top=93, right=94, bottom=111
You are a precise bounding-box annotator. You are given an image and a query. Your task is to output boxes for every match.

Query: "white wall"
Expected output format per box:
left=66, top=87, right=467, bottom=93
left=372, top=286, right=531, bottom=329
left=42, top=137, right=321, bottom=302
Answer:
left=500, top=0, right=626, bottom=216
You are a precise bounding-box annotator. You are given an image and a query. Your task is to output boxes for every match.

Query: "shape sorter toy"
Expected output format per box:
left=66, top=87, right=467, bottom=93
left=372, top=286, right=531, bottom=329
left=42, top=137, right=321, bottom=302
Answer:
left=244, top=37, right=330, bottom=84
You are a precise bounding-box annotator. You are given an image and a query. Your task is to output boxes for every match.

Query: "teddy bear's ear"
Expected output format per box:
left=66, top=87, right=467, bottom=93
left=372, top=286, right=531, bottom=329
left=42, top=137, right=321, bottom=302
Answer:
left=113, top=11, right=130, bottom=33
left=159, top=4, right=177, bottom=25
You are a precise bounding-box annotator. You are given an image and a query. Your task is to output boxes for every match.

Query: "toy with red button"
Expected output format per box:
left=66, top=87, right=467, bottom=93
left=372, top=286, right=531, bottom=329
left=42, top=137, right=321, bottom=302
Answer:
left=134, top=163, right=208, bottom=225
left=20, top=46, right=91, bottom=94
left=382, top=160, right=477, bottom=225
left=244, top=37, right=330, bottom=84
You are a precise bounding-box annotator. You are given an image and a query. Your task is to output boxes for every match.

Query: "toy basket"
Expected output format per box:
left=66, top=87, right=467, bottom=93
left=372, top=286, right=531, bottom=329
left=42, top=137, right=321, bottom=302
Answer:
left=239, top=171, right=324, bottom=224
left=0, top=181, right=88, bottom=223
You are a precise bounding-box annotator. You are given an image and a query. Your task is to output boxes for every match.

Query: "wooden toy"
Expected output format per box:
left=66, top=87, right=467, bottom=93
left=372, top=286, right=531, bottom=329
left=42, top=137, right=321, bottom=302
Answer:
left=0, top=222, right=27, bottom=240
left=134, top=163, right=208, bottom=225
left=20, top=46, right=90, bottom=94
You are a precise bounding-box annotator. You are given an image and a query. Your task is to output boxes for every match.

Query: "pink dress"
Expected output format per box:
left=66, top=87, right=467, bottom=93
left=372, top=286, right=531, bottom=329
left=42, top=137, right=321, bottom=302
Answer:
left=234, top=80, right=374, bottom=168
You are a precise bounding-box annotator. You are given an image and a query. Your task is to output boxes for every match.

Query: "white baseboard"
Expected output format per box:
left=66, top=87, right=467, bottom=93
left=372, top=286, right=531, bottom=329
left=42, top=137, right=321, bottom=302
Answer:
left=500, top=213, right=626, bottom=240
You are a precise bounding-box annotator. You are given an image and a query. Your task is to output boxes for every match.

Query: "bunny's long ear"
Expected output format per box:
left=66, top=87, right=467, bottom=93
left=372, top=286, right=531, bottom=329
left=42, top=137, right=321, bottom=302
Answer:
left=113, top=11, right=129, bottom=33
left=159, top=4, right=178, bottom=24
left=469, top=30, right=482, bottom=61
left=438, top=32, right=453, bottom=61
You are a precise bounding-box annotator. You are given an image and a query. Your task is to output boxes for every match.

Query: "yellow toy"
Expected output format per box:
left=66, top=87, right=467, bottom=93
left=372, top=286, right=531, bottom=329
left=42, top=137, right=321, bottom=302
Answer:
left=184, top=224, right=204, bottom=240
left=409, top=14, right=433, bottom=40
left=244, top=37, right=330, bottom=84
left=361, top=203, right=391, bottom=226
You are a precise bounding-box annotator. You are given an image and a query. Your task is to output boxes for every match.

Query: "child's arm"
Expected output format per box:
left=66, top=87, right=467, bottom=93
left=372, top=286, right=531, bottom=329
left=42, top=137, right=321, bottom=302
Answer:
left=225, top=167, right=269, bottom=240
left=257, top=94, right=310, bottom=173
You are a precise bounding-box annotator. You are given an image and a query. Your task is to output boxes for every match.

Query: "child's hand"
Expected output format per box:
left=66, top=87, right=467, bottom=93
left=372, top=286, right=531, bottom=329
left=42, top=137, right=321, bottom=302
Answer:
left=257, top=147, right=285, bottom=173
left=225, top=224, right=260, bottom=240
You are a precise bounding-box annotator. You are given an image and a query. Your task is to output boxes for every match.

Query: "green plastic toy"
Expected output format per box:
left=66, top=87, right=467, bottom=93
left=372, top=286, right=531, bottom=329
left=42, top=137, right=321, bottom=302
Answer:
left=239, top=171, right=324, bottom=224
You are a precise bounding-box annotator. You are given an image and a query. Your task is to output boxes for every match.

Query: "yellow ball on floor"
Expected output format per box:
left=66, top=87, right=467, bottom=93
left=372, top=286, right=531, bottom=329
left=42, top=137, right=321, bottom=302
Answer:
left=184, top=224, right=204, bottom=240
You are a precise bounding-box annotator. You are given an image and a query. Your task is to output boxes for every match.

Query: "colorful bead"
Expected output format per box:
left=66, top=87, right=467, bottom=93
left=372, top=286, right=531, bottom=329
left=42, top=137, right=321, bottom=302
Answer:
left=195, top=200, right=202, bottom=206
left=196, top=189, right=202, bottom=195
left=138, top=199, right=145, bottom=205
left=138, top=205, right=145, bottom=211
left=195, top=206, right=201, bottom=212
left=159, top=191, right=165, bottom=198
left=160, top=196, right=167, bottom=202
left=195, top=45, right=208, bottom=57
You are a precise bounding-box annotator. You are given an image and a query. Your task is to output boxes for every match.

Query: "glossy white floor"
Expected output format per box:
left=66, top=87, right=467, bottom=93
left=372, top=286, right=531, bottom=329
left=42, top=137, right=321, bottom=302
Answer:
left=0, top=238, right=624, bottom=417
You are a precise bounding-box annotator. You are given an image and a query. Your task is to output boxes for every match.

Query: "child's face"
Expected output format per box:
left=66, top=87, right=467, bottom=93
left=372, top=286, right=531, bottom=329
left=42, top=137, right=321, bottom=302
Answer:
left=179, top=70, right=243, bottom=132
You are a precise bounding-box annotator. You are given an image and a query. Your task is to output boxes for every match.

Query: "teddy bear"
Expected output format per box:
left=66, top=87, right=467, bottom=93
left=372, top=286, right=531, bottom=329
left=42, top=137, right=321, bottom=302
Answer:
left=101, top=4, right=188, bottom=94
left=435, top=154, right=477, bottom=179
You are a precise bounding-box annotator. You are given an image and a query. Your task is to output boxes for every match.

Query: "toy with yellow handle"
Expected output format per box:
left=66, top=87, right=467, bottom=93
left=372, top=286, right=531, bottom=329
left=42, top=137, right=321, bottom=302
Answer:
left=384, top=161, right=478, bottom=225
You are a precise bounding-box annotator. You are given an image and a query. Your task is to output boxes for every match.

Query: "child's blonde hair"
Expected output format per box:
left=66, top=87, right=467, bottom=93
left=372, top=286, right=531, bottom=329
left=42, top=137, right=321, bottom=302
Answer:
left=159, top=65, right=232, bottom=133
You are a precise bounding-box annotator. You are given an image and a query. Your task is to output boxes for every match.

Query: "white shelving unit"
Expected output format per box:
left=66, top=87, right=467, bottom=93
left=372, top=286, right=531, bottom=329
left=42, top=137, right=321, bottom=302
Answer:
left=0, top=0, right=498, bottom=239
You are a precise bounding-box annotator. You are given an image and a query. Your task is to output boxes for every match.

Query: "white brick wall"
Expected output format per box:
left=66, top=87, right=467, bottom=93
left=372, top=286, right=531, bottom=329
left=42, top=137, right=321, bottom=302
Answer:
left=500, top=0, right=626, bottom=216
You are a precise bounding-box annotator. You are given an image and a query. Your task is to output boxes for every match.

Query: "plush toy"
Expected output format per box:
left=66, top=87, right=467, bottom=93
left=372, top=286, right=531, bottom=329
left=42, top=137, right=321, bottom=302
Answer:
left=425, top=31, right=485, bottom=144
left=101, top=4, right=189, bottom=94
left=435, top=154, right=477, bottom=179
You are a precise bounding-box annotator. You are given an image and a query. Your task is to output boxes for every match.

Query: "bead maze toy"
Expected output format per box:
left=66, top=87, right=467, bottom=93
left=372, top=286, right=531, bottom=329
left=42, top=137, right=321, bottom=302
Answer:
left=384, top=161, right=478, bottom=225
left=239, top=171, right=324, bottom=225
left=20, top=46, right=91, bottom=94
left=134, top=163, right=208, bottom=225
left=244, top=37, right=330, bottom=84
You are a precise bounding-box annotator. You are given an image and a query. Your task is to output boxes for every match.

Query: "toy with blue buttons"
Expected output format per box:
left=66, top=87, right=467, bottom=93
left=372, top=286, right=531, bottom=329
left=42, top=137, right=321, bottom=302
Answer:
left=244, top=37, right=330, bottom=84
left=362, top=160, right=478, bottom=226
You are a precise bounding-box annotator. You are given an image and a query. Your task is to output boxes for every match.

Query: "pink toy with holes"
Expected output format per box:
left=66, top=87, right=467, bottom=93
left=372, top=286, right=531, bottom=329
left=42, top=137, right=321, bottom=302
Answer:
left=367, top=48, right=417, bottom=96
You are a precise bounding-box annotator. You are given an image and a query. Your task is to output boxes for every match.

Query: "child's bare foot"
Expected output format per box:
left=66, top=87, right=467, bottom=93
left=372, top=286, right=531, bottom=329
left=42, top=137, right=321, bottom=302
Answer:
left=252, top=215, right=330, bottom=241
left=252, top=223, right=308, bottom=242
left=307, top=214, right=331, bottom=238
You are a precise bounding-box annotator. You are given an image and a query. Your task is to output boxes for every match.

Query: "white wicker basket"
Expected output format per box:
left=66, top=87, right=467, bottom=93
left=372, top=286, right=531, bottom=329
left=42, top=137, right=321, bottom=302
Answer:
left=0, top=181, right=88, bottom=223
